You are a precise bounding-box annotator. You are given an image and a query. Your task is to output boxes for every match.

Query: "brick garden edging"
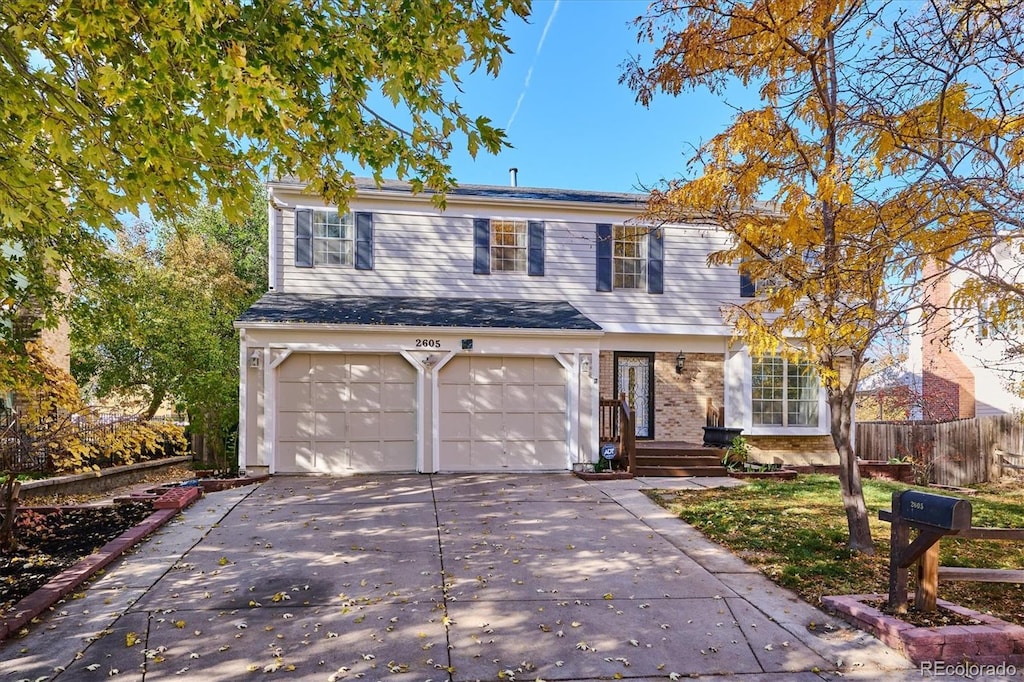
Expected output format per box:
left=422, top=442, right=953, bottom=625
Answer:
left=572, top=471, right=634, bottom=481
left=0, top=485, right=202, bottom=642
left=198, top=474, right=269, bottom=492
left=822, top=593, right=1024, bottom=665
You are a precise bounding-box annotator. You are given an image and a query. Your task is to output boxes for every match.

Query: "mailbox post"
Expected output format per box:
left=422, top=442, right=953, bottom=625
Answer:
left=882, top=490, right=972, bottom=613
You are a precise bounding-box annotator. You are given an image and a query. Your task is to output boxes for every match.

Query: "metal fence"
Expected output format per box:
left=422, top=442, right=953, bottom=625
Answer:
left=0, top=407, right=153, bottom=474
left=856, top=414, right=1024, bottom=486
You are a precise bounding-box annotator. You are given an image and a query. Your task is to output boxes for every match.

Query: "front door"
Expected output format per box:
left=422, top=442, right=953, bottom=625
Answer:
left=614, top=352, right=654, bottom=439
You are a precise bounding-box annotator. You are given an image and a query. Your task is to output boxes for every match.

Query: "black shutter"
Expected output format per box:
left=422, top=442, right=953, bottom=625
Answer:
left=740, top=272, right=756, bottom=297
left=354, top=212, right=373, bottom=270
left=473, top=218, right=491, bottom=274
left=295, top=209, right=313, bottom=268
left=528, top=220, right=545, bottom=276
left=647, top=227, right=664, bottom=294
left=596, top=223, right=613, bottom=292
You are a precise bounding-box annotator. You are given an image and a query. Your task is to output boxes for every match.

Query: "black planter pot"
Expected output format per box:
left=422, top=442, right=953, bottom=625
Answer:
left=702, top=426, right=743, bottom=448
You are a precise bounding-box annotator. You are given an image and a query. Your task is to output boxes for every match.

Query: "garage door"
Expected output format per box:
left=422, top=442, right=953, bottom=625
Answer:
left=439, top=356, right=568, bottom=471
left=276, top=353, right=417, bottom=473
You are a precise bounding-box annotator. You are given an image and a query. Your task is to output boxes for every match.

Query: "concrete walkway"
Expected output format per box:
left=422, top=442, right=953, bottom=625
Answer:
left=0, top=474, right=939, bottom=680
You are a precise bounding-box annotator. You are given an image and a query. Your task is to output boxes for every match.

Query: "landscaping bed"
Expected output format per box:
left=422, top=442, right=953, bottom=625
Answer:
left=0, top=463, right=207, bottom=623
left=645, top=474, right=1024, bottom=629
left=1, top=501, right=153, bottom=615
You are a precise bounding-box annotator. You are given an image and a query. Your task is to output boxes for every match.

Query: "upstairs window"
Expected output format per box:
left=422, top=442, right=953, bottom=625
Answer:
left=474, top=218, right=545, bottom=276
left=752, top=356, right=819, bottom=427
left=614, top=225, right=648, bottom=290
left=596, top=224, right=662, bottom=293
left=295, top=209, right=373, bottom=269
left=312, top=210, right=353, bottom=266
left=491, top=219, right=527, bottom=272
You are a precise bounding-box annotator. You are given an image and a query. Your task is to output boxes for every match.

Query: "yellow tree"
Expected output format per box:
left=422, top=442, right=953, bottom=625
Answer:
left=621, top=0, right=950, bottom=553
left=859, top=1, right=1024, bottom=381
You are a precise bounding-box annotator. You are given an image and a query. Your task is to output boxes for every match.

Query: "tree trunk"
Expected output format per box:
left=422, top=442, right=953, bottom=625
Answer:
left=0, top=475, right=22, bottom=555
left=829, top=388, right=876, bottom=555
left=144, top=387, right=166, bottom=420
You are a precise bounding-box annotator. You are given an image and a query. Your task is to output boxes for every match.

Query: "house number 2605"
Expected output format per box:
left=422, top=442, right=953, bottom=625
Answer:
left=415, top=339, right=442, bottom=348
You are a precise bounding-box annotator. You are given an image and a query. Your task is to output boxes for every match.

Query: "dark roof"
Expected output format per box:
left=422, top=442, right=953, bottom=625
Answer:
left=270, top=176, right=648, bottom=207
left=237, top=294, right=602, bottom=331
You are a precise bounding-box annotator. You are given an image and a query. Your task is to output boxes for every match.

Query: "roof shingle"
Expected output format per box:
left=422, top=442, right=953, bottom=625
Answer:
left=237, top=293, right=602, bottom=331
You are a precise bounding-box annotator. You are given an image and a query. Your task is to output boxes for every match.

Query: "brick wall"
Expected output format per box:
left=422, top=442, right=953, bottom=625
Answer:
left=599, top=351, right=724, bottom=443
left=36, top=317, right=72, bottom=374
left=920, top=261, right=975, bottom=420
left=746, top=435, right=838, bottom=466
left=600, top=349, right=843, bottom=464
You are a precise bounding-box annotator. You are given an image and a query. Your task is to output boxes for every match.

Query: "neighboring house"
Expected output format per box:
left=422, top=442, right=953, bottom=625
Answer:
left=234, top=178, right=838, bottom=475
left=2, top=272, right=73, bottom=413
left=906, top=257, right=1024, bottom=420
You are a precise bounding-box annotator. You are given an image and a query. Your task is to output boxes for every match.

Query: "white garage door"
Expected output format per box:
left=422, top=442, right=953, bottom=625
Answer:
left=276, top=353, right=417, bottom=473
left=439, top=356, right=568, bottom=472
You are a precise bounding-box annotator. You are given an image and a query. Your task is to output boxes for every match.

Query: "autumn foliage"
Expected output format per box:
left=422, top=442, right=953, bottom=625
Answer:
left=1, top=343, right=188, bottom=552
left=621, top=0, right=1024, bottom=552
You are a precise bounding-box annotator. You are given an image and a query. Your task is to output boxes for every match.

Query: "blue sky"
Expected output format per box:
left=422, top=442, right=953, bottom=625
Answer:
left=444, top=0, right=748, bottom=193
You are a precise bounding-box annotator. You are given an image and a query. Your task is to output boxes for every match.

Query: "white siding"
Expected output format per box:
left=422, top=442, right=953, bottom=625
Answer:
left=276, top=203, right=739, bottom=335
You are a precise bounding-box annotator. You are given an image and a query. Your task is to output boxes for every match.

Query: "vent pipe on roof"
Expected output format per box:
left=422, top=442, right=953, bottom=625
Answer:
left=509, top=167, right=518, bottom=187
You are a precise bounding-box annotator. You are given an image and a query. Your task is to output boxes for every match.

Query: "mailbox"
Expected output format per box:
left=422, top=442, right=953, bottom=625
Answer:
left=898, top=491, right=972, bottom=531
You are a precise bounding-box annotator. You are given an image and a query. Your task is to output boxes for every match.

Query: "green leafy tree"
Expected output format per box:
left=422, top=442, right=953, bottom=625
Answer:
left=1, top=0, right=530, bottom=381
left=73, top=201, right=263, bottom=465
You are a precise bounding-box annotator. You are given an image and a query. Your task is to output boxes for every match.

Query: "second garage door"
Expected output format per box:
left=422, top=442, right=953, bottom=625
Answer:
left=276, top=353, right=417, bottom=473
left=439, top=356, right=568, bottom=471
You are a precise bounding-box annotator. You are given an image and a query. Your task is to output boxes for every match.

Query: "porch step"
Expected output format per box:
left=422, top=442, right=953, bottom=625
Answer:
left=634, top=465, right=731, bottom=477
left=635, top=454, right=722, bottom=468
left=631, top=451, right=730, bottom=478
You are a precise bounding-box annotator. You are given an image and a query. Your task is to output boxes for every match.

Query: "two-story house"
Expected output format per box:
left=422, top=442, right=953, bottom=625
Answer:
left=234, top=178, right=837, bottom=475
left=906, top=255, right=1024, bottom=420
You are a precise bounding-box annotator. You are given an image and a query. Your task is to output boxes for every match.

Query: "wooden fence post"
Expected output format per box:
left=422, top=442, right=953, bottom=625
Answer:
left=916, top=542, right=940, bottom=612
left=888, top=491, right=910, bottom=614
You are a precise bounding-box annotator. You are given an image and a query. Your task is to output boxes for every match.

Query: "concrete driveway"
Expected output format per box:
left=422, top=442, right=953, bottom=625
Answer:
left=0, top=474, right=919, bottom=681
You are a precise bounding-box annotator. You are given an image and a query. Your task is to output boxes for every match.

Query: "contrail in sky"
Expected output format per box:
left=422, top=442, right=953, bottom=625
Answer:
left=506, top=0, right=561, bottom=132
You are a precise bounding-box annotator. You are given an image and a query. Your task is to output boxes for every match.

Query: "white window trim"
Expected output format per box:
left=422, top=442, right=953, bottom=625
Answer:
left=613, top=224, right=648, bottom=290
left=725, top=349, right=830, bottom=436
left=312, top=210, right=354, bottom=267
left=490, top=218, right=528, bottom=273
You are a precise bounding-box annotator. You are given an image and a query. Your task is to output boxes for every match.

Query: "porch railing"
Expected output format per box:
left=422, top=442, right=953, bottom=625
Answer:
left=598, top=392, right=636, bottom=474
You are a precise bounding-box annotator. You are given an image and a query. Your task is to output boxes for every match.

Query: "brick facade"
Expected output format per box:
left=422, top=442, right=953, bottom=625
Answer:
left=600, top=349, right=842, bottom=465
left=916, top=261, right=975, bottom=420
left=36, top=317, right=72, bottom=374
left=746, top=435, right=837, bottom=466
left=599, top=351, right=724, bottom=443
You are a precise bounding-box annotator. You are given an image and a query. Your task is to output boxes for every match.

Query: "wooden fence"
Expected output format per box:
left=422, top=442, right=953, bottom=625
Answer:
left=856, top=414, right=1024, bottom=487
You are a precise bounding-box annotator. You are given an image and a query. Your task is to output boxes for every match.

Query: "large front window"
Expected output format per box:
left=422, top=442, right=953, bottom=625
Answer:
left=312, top=210, right=353, bottom=266
left=614, top=225, right=647, bottom=289
left=491, top=219, right=527, bottom=272
left=752, top=356, right=819, bottom=426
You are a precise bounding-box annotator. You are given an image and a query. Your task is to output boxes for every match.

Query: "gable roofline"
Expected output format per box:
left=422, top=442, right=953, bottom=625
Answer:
left=267, top=176, right=777, bottom=221
left=268, top=176, right=649, bottom=211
